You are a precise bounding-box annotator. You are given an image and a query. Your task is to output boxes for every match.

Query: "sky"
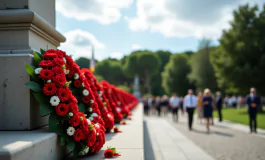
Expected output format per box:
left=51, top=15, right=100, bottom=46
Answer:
left=55, top=0, right=264, bottom=60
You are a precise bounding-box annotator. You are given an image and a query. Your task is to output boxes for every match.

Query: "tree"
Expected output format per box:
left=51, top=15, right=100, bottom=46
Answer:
left=95, top=60, right=123, bottom=85
left=150, top=50, right=172, bottom=95
left=75, top=57, right=90, bottom=69
left=162, top=54, right=193, bottom=96
left=124, top=51, right=161, bottom=94
left=210, top=4, right=265, bottom=96
left=189, top=39, right=218, bottom=92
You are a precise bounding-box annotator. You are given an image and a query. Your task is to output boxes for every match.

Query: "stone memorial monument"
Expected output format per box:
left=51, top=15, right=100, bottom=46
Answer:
left=0, top=0, right=66, bottom=159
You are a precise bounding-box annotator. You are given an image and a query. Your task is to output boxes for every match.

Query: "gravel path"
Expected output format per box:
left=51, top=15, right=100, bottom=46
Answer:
left=157, top=113, right=265, bottom=160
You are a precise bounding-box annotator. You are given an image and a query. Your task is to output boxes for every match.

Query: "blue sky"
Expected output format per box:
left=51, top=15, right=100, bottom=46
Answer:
left=55, top=0, right=263, bottom=60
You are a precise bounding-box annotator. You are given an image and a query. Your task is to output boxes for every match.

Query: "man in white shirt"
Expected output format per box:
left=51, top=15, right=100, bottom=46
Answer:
left=169, top=93, right=180, bottom=122
left=184, top=89, right=198, bottom=130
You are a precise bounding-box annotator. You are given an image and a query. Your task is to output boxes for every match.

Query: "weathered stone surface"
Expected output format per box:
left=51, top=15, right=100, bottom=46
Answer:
left=0, top=127, right=66, bottom=160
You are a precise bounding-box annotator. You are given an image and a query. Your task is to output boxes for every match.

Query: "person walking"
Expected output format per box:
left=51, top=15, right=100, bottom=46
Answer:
left=179, top=96, right=184, bottom=115
left=197, top=92, right=203, bottom=124
left=184, top=89, right=197, bottom=131
left=155, top=96, right=161, bottom=116
left=161, top=95, right=169, bottom=116
left=246, top=87, right=260, bottom=133
left=169, top=93, right=180, bottom=122
left=215, top=91, right=223, bottom=122
left=143, top=97, right=149, bottom=115
left=203, top=89, right=213, bottom=133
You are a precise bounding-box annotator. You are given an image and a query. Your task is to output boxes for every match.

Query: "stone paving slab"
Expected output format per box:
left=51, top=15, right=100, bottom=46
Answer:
left=77, top=104, right=144, bottom=160
left=144, top=117, right=214, bottom=160
left=164, top=113, right=265, bottom=160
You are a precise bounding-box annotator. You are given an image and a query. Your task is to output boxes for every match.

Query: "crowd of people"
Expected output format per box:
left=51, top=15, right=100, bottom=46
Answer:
left=142, top=87, right=261, bottom=134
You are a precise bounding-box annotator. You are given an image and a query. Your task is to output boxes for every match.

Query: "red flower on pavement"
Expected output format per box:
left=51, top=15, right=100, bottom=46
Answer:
left=104, top=149, right=114, bottom=158
left=57, top=88, right=70, bottom=102
left=113, top=126, right=122, bottom=133
left=55, top=103, right=69, bottom=116
left=104, top=147, right=120, bottom=158
left=39, top=69, right=53, bottom=80
left=121, top=121, right=126, bottom=125
left=43, top=83, right=57, bottom=96
left=73, top=80, right=81, bottom=88
left=39, top=60, right=53, bottom=68
left=73, top=128, right=85, bottom=142
left=53, top=74, right=66, bottom=87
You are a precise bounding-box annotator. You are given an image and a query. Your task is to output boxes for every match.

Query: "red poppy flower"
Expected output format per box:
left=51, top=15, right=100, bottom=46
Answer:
left=114, top=126, right=122, bottom=133
left=39, top=60, right=53, bottom=68
left=39, top=69, right=53, bottom=80
left=73, top=80, right=81, bottom=88
left=104, top=149, right=114, bottom=158
left=87, top=129, right=96, bottom=147
left=42, top=50, right=58, bottom=59
left=43, top=83, right=57, bottom=96
left=57, top=88, right=70, bottom=102
left=69, top=102, right=78, bottom=113
left=69, top=114, right=80, bottom=127
left=56, top=50, right=66, bottom=58
left=82, top=96, right=90, bottom=104
left=55, top=103, right=69, bottom=116
left=73, top=128, right=85, bottom=142
left=53, top=58, right=64, bottom=66
left=53, top=74, right=66, bottom=87
left=52, top=66, right=64, bottom=75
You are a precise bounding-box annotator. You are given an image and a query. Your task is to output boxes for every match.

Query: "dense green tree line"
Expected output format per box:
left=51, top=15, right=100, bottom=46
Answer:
left=75, top=3, right=265, bottom=96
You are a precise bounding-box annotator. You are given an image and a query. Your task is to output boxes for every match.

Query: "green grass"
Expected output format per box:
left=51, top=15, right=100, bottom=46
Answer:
left=213, top=108, right=265, bottom=129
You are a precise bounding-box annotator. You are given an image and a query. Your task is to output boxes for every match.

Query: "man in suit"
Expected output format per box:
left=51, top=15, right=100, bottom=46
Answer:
left=246, top=88, right=260, bottom=133
left=215, top=91, right=223, bottom=122
left=184, top=89, right=198, bottom=130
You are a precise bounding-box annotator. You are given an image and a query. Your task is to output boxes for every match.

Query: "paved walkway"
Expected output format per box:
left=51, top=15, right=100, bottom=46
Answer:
left=144, top=116, right=214, bottom=160
left=145, top=112, right=265, bottom=160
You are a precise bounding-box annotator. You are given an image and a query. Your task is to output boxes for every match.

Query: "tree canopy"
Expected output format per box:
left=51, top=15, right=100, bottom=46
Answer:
left=162, top=54, right=193, bottom=96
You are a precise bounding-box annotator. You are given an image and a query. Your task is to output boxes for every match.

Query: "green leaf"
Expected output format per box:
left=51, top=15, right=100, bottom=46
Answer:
left=110, top=148, right=116, bottom=153
left=33, top=51, right=42, bottom=65
left=60, top=136, right=65, bottom=146
left=78, top=103, right=86, bottom=112
left=40, top=48, right=46, bottom=55
left=25, top=64, right=38, bottom=81
left=33, top=92, right=47, bottom=103
left=25, top=81, right=42, bottom=92
left=48, top=112, right=64, bottom=135
left=67, top=138, right=75, bottom=151
left=40, top=103, right=52, bottom=116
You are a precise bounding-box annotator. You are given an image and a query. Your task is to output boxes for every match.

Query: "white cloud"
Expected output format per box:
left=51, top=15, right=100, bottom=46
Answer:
left=110, top=52, right=124, bottom=59
left=59, top=29, right=105, bottom=60
left=131, top=44, right=142, bottom=50
left=127, top=0, right=260, bottom=39
left=56, top=0, right=133, bottom=24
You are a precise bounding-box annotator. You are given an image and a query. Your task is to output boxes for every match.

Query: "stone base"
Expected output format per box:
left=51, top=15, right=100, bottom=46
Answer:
left=0, top=127, right=66, bottom=160
left=0, top=53, right=48, bottom=130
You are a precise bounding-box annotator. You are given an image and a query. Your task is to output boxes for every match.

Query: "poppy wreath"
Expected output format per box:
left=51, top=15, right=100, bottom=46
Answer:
left=111, top=86, right=131, bottom=118
left=63, top=55, right=105, bottom=127
left=100, top=81, right=123, bottom=123
left=81, top=68, right=115, bottom=131
left=25, top=49, right=105, bottom=158
left=62, top=54, right=114, bottom=132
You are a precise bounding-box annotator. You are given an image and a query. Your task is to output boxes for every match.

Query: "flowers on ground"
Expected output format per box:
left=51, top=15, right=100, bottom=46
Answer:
left=104, top=147, right=121, bottom=158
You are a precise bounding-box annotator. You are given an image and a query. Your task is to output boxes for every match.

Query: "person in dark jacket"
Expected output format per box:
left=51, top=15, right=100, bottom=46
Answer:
left=246, top=88, right=260, bottom=133
left=215, top=91, right=223, bottom=122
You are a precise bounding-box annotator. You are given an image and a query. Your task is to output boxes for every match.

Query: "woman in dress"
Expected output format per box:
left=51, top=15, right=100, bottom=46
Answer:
left=203, top=89, right=213, bottom=133
left=197, top=92, right=203, bottom=124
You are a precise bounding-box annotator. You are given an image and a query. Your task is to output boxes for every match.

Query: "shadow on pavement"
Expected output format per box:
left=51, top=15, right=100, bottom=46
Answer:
left=144, top=120, right=155, bottom=160
left=192, top=129, right=234, bottom=137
